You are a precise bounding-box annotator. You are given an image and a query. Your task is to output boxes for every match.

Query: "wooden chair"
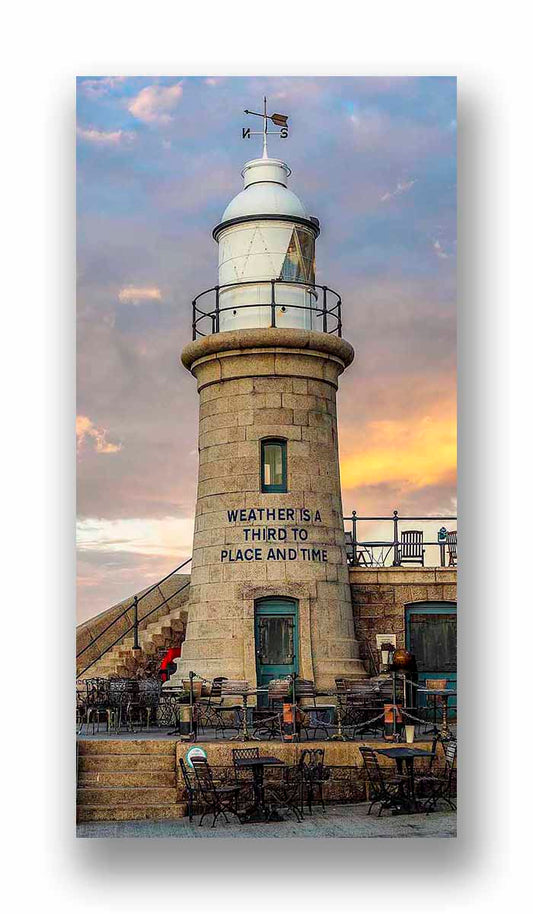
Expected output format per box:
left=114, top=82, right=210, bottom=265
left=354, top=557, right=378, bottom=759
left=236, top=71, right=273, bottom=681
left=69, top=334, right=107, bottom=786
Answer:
left=447, top=530, right=457, bottom=566
left=345, top=530, right=369, bottom=566
left=398, top=530, right=425, bottom=566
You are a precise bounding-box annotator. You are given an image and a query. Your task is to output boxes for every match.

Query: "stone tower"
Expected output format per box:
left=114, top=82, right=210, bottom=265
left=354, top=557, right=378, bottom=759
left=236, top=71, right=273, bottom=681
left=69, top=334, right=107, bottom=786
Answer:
left=173, top=108, right=365, bottom=691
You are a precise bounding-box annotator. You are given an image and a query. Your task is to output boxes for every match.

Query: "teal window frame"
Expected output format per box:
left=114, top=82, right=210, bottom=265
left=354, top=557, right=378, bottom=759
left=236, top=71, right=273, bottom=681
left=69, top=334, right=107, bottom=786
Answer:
left=261, top=438, right=287, bottom=493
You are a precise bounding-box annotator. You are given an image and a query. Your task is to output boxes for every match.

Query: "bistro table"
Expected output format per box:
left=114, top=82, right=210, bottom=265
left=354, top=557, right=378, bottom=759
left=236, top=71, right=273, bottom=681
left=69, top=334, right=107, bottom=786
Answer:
left=234, top=756, right=286, bottom=822
left=376, top=747, right=434, bottom=814
left=416, top=688, right=457, bottom=737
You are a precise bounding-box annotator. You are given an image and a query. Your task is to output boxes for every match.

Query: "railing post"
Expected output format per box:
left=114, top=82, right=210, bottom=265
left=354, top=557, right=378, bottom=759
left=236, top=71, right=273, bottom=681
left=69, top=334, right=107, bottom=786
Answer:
left=270, top=279, right=276, bottom=327
left=392, top=510, right=400, bottom=566
left=214, top=285, right=220, bottom=333
left=132, top=595, right=139, bottom=650
left=192, top=300, right=197, bottom=341
left=352, top=509, right=358, bottom=566
left=438, top=526, right=447, bottom=566
left=322, top=285, right=327, bottom=332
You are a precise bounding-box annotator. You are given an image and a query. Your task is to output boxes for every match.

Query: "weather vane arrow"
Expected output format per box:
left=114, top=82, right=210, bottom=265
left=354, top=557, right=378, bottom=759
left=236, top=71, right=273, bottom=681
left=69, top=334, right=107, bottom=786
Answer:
left=242, top=96, right=289, bottom=157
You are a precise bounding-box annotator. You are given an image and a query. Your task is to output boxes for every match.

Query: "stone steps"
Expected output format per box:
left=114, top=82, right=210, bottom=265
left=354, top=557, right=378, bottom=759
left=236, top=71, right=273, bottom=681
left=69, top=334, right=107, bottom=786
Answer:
left=76, top=740, right=183, bottom=822
left=78, top=577, right=189, bottom=680
left=78, top=770, right=176, bottom=788
left=80, top=605, right=187, bottom=679
left=79, top=754, right=174, bottom=772
left=78, top=739, right=174, bottom=755
left=77, top=803, right=187, bottom=822
left=77, top=786, right=178, bottom=805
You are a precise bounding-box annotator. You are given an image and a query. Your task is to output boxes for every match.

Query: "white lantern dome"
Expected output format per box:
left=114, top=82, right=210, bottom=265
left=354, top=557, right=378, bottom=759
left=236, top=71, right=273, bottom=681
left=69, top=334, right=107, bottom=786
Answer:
left=221, top=158, right=308, bottom=222
left=213, top=155, right=321, bottom=332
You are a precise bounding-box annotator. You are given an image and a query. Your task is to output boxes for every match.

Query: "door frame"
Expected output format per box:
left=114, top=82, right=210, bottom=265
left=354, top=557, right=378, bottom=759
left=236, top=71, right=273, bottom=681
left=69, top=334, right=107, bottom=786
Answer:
left=254, top=597, right=299, bottom=697
left=405, top=600, right=457, bottom=714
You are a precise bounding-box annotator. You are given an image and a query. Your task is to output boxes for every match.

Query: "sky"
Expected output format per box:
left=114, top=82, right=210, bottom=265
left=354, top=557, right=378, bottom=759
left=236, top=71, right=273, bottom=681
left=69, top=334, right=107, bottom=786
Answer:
left=76, top=76, right=456, bottom=624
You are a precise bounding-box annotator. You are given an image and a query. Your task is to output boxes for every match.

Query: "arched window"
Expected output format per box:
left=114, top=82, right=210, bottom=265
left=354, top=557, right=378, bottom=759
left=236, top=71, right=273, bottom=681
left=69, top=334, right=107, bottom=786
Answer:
left=261, top=438, right=287, bottom=493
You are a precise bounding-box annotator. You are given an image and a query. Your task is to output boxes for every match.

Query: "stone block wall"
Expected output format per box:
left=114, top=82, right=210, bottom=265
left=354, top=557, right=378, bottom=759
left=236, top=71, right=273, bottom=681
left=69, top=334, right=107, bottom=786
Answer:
left=173, top=328, right=366, bottom=689
left=349, top=566, right=457, bottom=671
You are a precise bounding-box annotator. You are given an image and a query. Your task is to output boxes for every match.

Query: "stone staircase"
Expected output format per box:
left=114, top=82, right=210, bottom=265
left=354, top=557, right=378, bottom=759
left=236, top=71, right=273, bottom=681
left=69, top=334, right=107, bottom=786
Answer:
left=77, top=573, right=190, bottom=679
left=77, top=740, right=185, bottom=822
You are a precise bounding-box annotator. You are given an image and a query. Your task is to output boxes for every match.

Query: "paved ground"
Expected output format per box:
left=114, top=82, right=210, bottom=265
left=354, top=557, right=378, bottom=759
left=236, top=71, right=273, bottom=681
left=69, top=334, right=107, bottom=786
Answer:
left=77, top=803, right=456, bottom=839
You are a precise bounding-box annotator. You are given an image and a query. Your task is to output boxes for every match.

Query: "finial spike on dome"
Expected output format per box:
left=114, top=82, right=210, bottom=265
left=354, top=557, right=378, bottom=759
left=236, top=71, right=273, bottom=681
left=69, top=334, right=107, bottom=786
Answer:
left=262, top=96, right=268, bottom=159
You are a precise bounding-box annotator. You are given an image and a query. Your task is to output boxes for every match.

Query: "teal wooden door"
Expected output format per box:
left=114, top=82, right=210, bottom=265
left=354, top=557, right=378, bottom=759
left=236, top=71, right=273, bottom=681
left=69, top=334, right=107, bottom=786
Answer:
left=255, top=598, right=298, bottom=705
left=406, top=602, right=457, bottom=718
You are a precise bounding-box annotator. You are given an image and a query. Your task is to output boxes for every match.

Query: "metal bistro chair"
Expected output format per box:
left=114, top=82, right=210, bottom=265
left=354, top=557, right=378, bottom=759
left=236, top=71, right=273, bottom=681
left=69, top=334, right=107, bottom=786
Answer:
left=297, top=680, right=336, bottom=740
left=190, top=757, right=242, bottom=828
left=84, top=678, right=113, bottom=733
left=415, top=738, right=457, bottom=812
left=360, top=746, right=407, bottom=817
left=76, top=680, right=87, bottom=734
left=232, top=747, right=259, bottom=804
left=299, top=749, right=331, bottom=815
left=335, top=678, right=385, bottom=738
left=179, top=758, right=199, bottom=824
left=447, top=530, right=457, bottom=566
left=215, top=680, right=248, bottom=738
left=196, top=676, right=227, bottom=733
left=271, top=764, right=305, bottom=822
left=250, top=680, right=285, bottom=740
left=398, top=530, right=425, bottom=566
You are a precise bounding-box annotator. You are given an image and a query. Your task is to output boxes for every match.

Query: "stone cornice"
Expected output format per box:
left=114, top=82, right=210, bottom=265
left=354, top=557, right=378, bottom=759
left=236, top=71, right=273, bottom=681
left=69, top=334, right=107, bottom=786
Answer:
left=181, top=328, right=355, bottom=372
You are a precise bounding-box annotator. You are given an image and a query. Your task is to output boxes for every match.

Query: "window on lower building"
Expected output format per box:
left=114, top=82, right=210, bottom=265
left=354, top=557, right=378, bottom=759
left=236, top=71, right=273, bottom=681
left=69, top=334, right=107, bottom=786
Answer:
left=261, top=439, right=287, bottom=493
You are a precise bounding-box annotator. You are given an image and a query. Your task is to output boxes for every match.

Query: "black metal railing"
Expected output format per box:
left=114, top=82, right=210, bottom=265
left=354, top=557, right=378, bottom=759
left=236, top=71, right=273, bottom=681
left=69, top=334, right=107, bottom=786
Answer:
left=77, top=557, right=192, bottom=677
left=343, top=510, right=457, bottom=568
left=192, top=279, right=342, bottom=339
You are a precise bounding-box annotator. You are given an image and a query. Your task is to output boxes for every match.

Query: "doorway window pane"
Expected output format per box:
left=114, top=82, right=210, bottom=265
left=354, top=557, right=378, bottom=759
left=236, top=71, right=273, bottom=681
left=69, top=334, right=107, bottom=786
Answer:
left=258, top=617, right=294, bottom=664
left=261, top=439, right=287, bottom=492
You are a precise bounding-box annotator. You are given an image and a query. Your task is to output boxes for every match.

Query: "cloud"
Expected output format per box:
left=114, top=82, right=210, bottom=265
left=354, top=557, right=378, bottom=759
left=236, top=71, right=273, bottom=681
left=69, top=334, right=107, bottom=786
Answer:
left=433, top=239, right=450, bottom=259
left=118, top=285, right=162, bottom=304
left=77, top=126, right=135, bottom=145
left=77, top=515, right=193, bottom=558
left=79, top=77, right=126, bottom=98
left=128, top=82, right=183, bottom=124
left=380, top=179, right=417, bottom=202
left=204, top=77, right=223, bottom=87
left=76, top=416, right=122, bottom=455
left=340, top=400, right=456, bottom=493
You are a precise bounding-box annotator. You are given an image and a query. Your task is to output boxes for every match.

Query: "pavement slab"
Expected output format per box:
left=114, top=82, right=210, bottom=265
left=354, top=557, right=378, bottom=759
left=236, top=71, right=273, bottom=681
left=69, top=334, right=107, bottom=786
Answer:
left=76, top=802, right=456, bottom=839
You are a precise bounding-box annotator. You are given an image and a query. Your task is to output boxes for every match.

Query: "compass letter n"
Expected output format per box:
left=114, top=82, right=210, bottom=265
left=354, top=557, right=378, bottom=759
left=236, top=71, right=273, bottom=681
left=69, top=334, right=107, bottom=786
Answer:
left=242, top=128, right=251, bottom=139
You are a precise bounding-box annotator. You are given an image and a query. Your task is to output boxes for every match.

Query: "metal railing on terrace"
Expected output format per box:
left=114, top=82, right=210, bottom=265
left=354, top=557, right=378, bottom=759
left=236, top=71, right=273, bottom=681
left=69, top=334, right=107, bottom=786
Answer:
left=343, top=510, right=457, bottom=568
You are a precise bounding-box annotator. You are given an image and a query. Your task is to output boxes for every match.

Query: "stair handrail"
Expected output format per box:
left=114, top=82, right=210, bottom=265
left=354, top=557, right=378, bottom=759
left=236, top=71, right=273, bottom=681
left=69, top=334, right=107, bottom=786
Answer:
left=77, top=574, right=191, bottom=677
left=76, top=557, right=191, bottom=661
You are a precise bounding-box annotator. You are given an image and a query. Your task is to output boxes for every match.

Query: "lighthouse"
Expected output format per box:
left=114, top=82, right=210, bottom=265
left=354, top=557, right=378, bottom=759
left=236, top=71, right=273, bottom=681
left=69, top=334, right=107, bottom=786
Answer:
left=173, top=100, right=365, bottom=691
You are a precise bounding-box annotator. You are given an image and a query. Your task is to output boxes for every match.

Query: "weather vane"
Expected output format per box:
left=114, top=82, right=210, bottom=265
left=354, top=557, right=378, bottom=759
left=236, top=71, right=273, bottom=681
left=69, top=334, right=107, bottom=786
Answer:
left=242, top=96, right=289, bottom=158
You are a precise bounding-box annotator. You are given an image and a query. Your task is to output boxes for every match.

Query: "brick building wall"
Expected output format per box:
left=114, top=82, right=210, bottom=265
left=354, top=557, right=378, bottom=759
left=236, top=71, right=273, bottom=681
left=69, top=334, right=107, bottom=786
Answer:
left=349, top=566, right=457, bottom=672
